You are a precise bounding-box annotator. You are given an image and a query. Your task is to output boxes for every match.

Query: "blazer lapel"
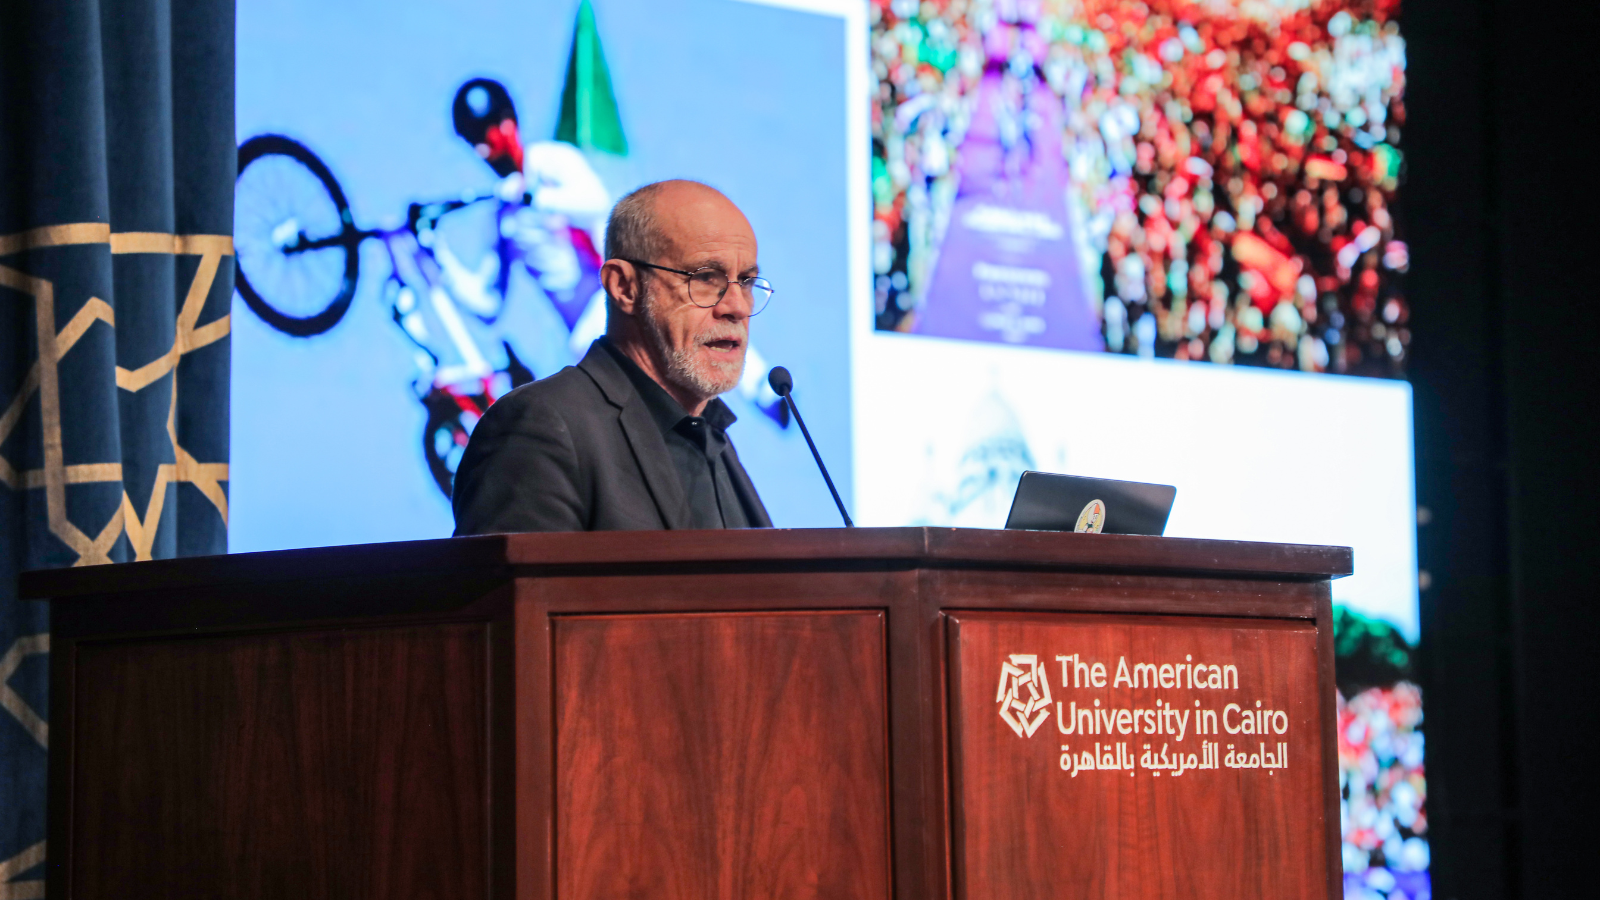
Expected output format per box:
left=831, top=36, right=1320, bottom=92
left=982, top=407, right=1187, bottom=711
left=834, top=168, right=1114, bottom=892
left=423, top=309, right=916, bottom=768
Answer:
left=577, top=341, right=690, bottom=529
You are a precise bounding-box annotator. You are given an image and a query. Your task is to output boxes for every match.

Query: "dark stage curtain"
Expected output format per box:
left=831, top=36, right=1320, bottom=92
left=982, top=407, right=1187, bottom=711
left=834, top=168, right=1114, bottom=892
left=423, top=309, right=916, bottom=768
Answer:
left=0, top=0, right=234, bottom=889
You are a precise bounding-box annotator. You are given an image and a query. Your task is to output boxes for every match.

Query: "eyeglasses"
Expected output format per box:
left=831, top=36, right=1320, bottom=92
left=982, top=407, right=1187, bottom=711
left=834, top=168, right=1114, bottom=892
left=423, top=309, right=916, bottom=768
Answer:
left=623, top=259, right=775, bottom=316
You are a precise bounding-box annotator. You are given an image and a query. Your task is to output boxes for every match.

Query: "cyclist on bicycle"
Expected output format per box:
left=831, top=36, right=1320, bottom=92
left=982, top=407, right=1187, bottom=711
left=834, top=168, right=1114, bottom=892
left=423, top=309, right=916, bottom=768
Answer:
left=448, top=78, right=608, bottom=349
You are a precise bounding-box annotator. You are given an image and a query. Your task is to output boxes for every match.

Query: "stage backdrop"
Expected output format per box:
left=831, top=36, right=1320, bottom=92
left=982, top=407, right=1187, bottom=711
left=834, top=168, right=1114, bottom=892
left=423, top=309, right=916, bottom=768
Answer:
left=0, top=1, right=234, bottom=892
left=229, top=0, right=851, bottom=550
left=226, top=0, right=1421, bottom=896
left=856, top=3, right=1423, bottom=897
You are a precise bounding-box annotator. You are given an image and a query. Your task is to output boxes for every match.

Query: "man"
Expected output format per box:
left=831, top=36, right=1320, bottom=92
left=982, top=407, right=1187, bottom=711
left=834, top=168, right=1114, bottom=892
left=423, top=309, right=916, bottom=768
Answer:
left=452, top=180, right=776, bottom=533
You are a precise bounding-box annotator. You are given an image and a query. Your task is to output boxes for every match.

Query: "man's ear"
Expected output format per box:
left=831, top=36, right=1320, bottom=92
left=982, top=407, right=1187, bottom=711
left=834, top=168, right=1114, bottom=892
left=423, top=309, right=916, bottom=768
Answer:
left=600, top=259, right=641, bottom=317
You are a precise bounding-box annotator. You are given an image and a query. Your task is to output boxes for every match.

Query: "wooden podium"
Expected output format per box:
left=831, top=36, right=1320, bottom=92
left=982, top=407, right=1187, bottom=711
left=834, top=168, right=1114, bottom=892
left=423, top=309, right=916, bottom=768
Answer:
left=24, top=527, right=1350, bottom=899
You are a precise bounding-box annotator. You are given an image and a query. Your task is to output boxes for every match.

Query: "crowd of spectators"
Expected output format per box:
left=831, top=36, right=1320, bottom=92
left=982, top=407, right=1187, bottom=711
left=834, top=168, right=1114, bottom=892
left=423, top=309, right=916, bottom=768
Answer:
left=1340, top=682, right=1429, bottom=899
left=872, top=0, right=1409, bottom=375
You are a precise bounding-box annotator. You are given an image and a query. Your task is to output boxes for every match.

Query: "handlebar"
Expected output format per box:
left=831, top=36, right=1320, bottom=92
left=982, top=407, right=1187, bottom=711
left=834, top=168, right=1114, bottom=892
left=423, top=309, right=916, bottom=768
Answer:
left=407, top=191, right=532, bottom=232
left=280, top=190, right=536, bottom=255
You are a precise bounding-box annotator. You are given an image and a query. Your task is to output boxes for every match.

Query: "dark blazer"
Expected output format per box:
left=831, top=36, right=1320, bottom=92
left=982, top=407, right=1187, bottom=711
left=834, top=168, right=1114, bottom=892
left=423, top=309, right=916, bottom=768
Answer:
left=452, top=341, right=773, bottom=534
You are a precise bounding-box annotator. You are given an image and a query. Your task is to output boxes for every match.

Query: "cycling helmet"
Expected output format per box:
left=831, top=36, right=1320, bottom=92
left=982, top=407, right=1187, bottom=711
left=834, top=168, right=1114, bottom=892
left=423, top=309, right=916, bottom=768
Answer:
left=453, top=78, right=524, bottom=177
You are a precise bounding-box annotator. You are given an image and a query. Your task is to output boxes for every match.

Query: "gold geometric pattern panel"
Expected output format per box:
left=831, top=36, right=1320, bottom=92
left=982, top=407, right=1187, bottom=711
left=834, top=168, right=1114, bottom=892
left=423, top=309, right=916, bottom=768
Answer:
left=0, top=223, right=232, bottom=565
left=0, top=838, right=45, bottom=900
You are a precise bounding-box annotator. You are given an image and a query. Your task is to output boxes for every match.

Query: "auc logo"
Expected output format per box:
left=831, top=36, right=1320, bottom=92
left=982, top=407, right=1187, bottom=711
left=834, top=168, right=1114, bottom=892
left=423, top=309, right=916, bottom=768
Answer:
left=996, top=653, right=1053, bottom=737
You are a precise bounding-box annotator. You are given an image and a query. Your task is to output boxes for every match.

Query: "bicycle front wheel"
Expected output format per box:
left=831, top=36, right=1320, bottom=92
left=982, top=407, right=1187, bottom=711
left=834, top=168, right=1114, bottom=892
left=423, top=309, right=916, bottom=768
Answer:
left=234, top=135, right=361, bottom=336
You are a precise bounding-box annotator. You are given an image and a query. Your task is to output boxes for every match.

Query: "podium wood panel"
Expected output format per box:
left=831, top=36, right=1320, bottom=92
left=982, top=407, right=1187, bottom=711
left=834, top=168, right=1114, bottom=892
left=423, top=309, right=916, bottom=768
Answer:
left=69, top=623, right=490, bottom=900
left=554, top=612, right=890, bottom=899
left=948, top=613, right=1326, bottom=900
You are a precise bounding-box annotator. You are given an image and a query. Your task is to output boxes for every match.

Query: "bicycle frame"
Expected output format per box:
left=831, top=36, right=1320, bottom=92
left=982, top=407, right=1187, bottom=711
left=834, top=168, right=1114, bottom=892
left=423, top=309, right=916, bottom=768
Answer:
left=289, top=192, right=528, bottom=397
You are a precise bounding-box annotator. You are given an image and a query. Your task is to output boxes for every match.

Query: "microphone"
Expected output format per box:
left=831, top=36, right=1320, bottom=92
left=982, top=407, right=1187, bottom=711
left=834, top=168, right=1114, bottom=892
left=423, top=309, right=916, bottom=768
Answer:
left=768, top=366, right=853, bottom=527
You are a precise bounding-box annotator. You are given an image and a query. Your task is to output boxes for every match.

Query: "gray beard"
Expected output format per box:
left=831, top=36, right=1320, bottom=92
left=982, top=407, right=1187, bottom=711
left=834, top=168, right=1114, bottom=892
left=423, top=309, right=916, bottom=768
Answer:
left=639, top=289, right=745, bottom=401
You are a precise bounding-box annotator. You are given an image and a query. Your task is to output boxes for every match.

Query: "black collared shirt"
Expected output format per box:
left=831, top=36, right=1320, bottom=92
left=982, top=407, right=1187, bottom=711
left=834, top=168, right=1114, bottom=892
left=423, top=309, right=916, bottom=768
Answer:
left=600, top=339, right=751, bottom=529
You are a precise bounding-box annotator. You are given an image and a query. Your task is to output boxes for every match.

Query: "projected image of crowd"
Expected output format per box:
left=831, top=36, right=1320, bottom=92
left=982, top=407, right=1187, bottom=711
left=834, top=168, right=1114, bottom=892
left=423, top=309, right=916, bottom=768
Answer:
left=1333, top=604, right=1429, bottom=900
left=871, top=0, right=1409, bottom=376
left=1341, top=681, right=1428, bottom=900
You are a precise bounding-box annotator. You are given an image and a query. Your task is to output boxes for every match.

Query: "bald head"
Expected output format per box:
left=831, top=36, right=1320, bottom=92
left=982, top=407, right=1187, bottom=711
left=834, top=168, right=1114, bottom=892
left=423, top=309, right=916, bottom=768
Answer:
left=603, top=180, right=752, bottom=272
left=598, top=180, right=760, bottom=414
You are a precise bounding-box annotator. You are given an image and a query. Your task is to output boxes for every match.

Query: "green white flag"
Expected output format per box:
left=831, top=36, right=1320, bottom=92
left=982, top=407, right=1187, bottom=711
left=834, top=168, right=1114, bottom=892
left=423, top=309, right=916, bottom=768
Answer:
left=556, top=0, right=628, bottom=156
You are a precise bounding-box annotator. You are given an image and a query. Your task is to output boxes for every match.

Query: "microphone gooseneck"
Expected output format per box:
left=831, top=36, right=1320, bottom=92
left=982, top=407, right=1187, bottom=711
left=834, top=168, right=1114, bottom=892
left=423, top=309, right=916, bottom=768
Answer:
left=768, top=366, right=853, bottom=527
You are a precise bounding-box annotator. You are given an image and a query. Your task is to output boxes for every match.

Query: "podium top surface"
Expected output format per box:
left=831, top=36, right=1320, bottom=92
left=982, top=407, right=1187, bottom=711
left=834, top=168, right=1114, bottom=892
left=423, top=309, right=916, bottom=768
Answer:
left=20, top=527, right=1352, bottom=600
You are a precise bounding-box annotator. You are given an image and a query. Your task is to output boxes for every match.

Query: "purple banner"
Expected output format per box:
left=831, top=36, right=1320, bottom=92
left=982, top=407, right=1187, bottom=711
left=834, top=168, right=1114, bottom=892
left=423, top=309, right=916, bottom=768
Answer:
left=914, top=71, right=1099, bottom=352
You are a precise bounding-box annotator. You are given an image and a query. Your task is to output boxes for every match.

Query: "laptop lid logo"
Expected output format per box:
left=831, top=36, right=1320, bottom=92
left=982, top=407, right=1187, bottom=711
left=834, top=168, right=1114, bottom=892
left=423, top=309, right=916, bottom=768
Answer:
left=1075, top=499, right=1106, bottom=533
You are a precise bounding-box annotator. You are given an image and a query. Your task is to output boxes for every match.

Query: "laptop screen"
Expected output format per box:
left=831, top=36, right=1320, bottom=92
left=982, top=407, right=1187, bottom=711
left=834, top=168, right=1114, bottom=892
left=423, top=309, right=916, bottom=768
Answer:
left=1004, top=472, right=1177, bottom=536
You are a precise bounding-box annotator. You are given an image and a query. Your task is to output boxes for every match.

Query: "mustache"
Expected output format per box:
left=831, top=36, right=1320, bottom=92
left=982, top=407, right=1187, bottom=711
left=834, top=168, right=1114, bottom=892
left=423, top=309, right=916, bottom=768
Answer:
left=696, top=323, right=747, bottom=344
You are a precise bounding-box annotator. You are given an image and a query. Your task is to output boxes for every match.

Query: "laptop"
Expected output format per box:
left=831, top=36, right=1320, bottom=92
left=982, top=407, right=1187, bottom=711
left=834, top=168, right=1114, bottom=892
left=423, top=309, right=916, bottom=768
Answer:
left=1004, top=471, right=1177, bottom=536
